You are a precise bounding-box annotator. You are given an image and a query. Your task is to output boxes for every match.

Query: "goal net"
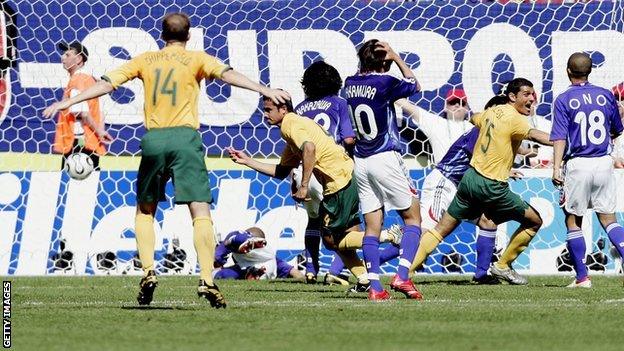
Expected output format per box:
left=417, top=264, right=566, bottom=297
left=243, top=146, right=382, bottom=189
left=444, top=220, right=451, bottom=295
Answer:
left=0, top=0, right=623, bottom=276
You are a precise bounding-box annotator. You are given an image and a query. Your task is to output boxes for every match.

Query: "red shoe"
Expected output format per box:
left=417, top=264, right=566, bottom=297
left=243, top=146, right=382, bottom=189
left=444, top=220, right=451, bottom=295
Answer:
left=368, top=288, right=391, bottom=301
left=238, top=237, right=267, bottom=254
left=390, top=274, right=423, bottom=300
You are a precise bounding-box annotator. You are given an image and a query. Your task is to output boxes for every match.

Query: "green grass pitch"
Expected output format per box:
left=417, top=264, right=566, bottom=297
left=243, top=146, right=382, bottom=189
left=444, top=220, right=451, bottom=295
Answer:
left=11, top=275, right=624, bottom=351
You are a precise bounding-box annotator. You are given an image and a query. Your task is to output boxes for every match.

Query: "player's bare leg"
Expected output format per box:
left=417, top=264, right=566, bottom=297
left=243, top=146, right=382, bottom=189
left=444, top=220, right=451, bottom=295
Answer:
left=135, top=202, right=158, bottom=305
left=189, top=202, right=226, bottom=308
left=491, top=206, right=542, bottom=285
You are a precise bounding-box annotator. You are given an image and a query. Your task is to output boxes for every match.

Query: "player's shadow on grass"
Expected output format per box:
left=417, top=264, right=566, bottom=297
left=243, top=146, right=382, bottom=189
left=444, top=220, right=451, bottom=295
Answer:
left=121, top=306, right=196, bottom=310
left=415, top=279, right=472, bottom=285
left=246, top=288, right=337, bottom=293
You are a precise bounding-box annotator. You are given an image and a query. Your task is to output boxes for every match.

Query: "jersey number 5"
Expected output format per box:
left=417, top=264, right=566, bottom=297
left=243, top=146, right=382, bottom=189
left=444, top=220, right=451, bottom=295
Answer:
left=480, top=121, right=494, bottom=153
left=152, top=68, right=178, bottom=106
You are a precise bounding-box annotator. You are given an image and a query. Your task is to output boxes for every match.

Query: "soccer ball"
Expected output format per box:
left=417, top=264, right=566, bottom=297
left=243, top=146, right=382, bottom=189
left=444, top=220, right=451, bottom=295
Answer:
left=64, top=153, right=94, bottom=180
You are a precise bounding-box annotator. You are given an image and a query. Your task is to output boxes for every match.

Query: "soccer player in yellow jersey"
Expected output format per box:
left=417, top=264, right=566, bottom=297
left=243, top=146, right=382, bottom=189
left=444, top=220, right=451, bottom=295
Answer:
left=43, top=12, right=289, bottom=308
left=227, top=97, right=376, bottom=289
left=409, top=78, right=553, bottom=285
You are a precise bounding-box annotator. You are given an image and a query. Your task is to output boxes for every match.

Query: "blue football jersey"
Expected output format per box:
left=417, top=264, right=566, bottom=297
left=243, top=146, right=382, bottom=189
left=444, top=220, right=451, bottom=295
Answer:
left=294, top=95, right=355, bottom=144
left=344, top=73, right=418, bottom=157
left=551, top=82, right=624, bottom=160
left=436, top=127, right=479, bottom=185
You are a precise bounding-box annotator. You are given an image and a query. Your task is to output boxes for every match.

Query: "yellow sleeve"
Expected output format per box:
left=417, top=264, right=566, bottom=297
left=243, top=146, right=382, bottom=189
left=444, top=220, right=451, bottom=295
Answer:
left=510, top=116, right=531, bottom=140
left=200, top=53, right=230, bottom=80
left=470, top=112, right=484, bottom=127
left=102, top=56, right=143, bottom=89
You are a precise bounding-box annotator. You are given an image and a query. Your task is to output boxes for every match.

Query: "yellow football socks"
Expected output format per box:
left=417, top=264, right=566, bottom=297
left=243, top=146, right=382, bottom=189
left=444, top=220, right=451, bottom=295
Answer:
left=337, top=249, right=369, bottom=283
left=409, top=229, right=443, bottom=274
left=337, top=231, right=364, bottom=250
left=193, top=216, right=216, bottom=285
left=496, top=227, right=537, bottom=269
left=134, top=213, right=155, bottom=275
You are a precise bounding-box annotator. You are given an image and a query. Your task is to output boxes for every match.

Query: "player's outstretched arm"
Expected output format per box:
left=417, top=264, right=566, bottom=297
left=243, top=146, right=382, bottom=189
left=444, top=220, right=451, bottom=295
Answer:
left=43, top=80, right=114, bottom=119
left=220, top=69, right=290, bottom=105
left=227, top=147, right=292, bottom=179
left=79, top=112, right=114, bottom=144
left=526, top=128, right=554, bottom=147
left=395, top=98, right=423, bottom=124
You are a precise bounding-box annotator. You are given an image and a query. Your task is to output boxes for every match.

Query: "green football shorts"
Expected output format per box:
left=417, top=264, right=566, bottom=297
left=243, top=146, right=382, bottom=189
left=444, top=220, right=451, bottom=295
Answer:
left=137, top=126, right=212, bottom=204
left=321, top=179, right=361, bottom=240
left=447, top=167, right=529, bottom=224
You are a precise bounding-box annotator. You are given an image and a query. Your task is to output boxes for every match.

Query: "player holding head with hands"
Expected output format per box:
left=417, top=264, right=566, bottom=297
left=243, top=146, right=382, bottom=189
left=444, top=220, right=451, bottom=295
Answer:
left=43, top=12, right=289, bottom=308
left=344, top=39, right=423, bottom=300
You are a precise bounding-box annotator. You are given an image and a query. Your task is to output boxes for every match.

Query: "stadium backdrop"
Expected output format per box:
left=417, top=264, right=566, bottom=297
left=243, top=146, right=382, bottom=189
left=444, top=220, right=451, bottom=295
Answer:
left=0, top=0, right=623, bottom=275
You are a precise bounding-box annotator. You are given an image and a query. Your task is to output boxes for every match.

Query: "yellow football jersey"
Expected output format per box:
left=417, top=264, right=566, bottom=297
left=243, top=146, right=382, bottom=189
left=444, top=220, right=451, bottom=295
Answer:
left=470, top=104, right=530, bottom=182
left=102, top=45, right=230, bottom=130
left=279, top=113, right=353, bottom=195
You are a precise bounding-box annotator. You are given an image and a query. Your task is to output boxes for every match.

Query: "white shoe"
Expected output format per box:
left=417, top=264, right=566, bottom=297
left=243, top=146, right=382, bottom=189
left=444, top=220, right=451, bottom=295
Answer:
left=566, top=277, right=592, bottom=288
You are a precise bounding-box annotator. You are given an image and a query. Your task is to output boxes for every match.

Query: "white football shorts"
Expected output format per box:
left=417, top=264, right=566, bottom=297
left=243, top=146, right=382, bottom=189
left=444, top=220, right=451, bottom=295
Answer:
left=292, top=165, right=324, bottom=218
left=419, top=168, right=457, bottom=230
left=564, top=155, right=616, bottom=216
left=354, top=150, right=418, bottom=214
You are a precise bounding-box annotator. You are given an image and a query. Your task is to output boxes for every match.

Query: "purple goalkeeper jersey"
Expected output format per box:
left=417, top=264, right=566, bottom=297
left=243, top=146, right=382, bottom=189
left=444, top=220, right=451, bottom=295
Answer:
left=344, top=73, right=419, bottom=157
left=294, top=95, right=355, bottom=144
left=436, top=127, right=479, bottom=186
left=550, top=82, right=624, bottom=160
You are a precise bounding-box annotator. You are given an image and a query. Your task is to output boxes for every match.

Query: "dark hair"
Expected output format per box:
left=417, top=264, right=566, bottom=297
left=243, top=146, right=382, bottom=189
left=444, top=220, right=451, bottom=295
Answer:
left=301, top=61, right=342, bottom=100
left=504, top=78, right=533, bottom=97
left=162, top=13, right=190, bottom=42
left=263, top=95, right=293, bottom=112
left=567, top=52, right=592, bottom=79
left=357, top=39, right=391, bottom=73
left=484, top=95, right=508, bottom=109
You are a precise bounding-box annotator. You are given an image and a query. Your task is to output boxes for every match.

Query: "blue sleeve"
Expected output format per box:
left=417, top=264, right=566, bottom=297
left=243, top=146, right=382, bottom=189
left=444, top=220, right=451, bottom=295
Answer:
left=337, top=99, right=356, bottom=141
left=608, top=94, right=624, bottom=137
left=550, top=97, right=569, bottom=141
left=214, top=243, right=231, bottom=266
left=389, top=76, right=418, bottom=102
left=464, top=128, right=480, bottom=158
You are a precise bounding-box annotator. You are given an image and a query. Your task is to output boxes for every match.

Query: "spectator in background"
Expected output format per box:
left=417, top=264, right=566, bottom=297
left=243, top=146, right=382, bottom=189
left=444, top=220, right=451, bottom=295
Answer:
left=43, top=41, right=111, bottom=170
left=396, top=88, right=473, bottom=165
left=514, top=93, right=554, bottom=168
left=611, top=83, right=624, bottom=168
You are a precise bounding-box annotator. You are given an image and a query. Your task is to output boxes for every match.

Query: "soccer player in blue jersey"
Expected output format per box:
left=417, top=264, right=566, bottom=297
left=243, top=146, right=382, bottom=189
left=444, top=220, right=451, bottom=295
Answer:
left=551, top=52, right=624, bottom=288
left=213, top=228, right=305, bottom=281
left=344, top=40, right=423, bottom=300
left=293, top=61, right=355, bottom=284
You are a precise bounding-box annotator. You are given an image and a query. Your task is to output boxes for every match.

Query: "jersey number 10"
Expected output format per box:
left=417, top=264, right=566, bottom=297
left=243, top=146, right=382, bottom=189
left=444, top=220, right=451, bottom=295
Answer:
left=349, top=104, right=378, bottom=140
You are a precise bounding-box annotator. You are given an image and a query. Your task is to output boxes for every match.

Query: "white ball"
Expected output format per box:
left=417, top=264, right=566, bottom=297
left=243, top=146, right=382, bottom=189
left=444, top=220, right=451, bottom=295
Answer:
left=64, top=153, right=94, bottom=180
